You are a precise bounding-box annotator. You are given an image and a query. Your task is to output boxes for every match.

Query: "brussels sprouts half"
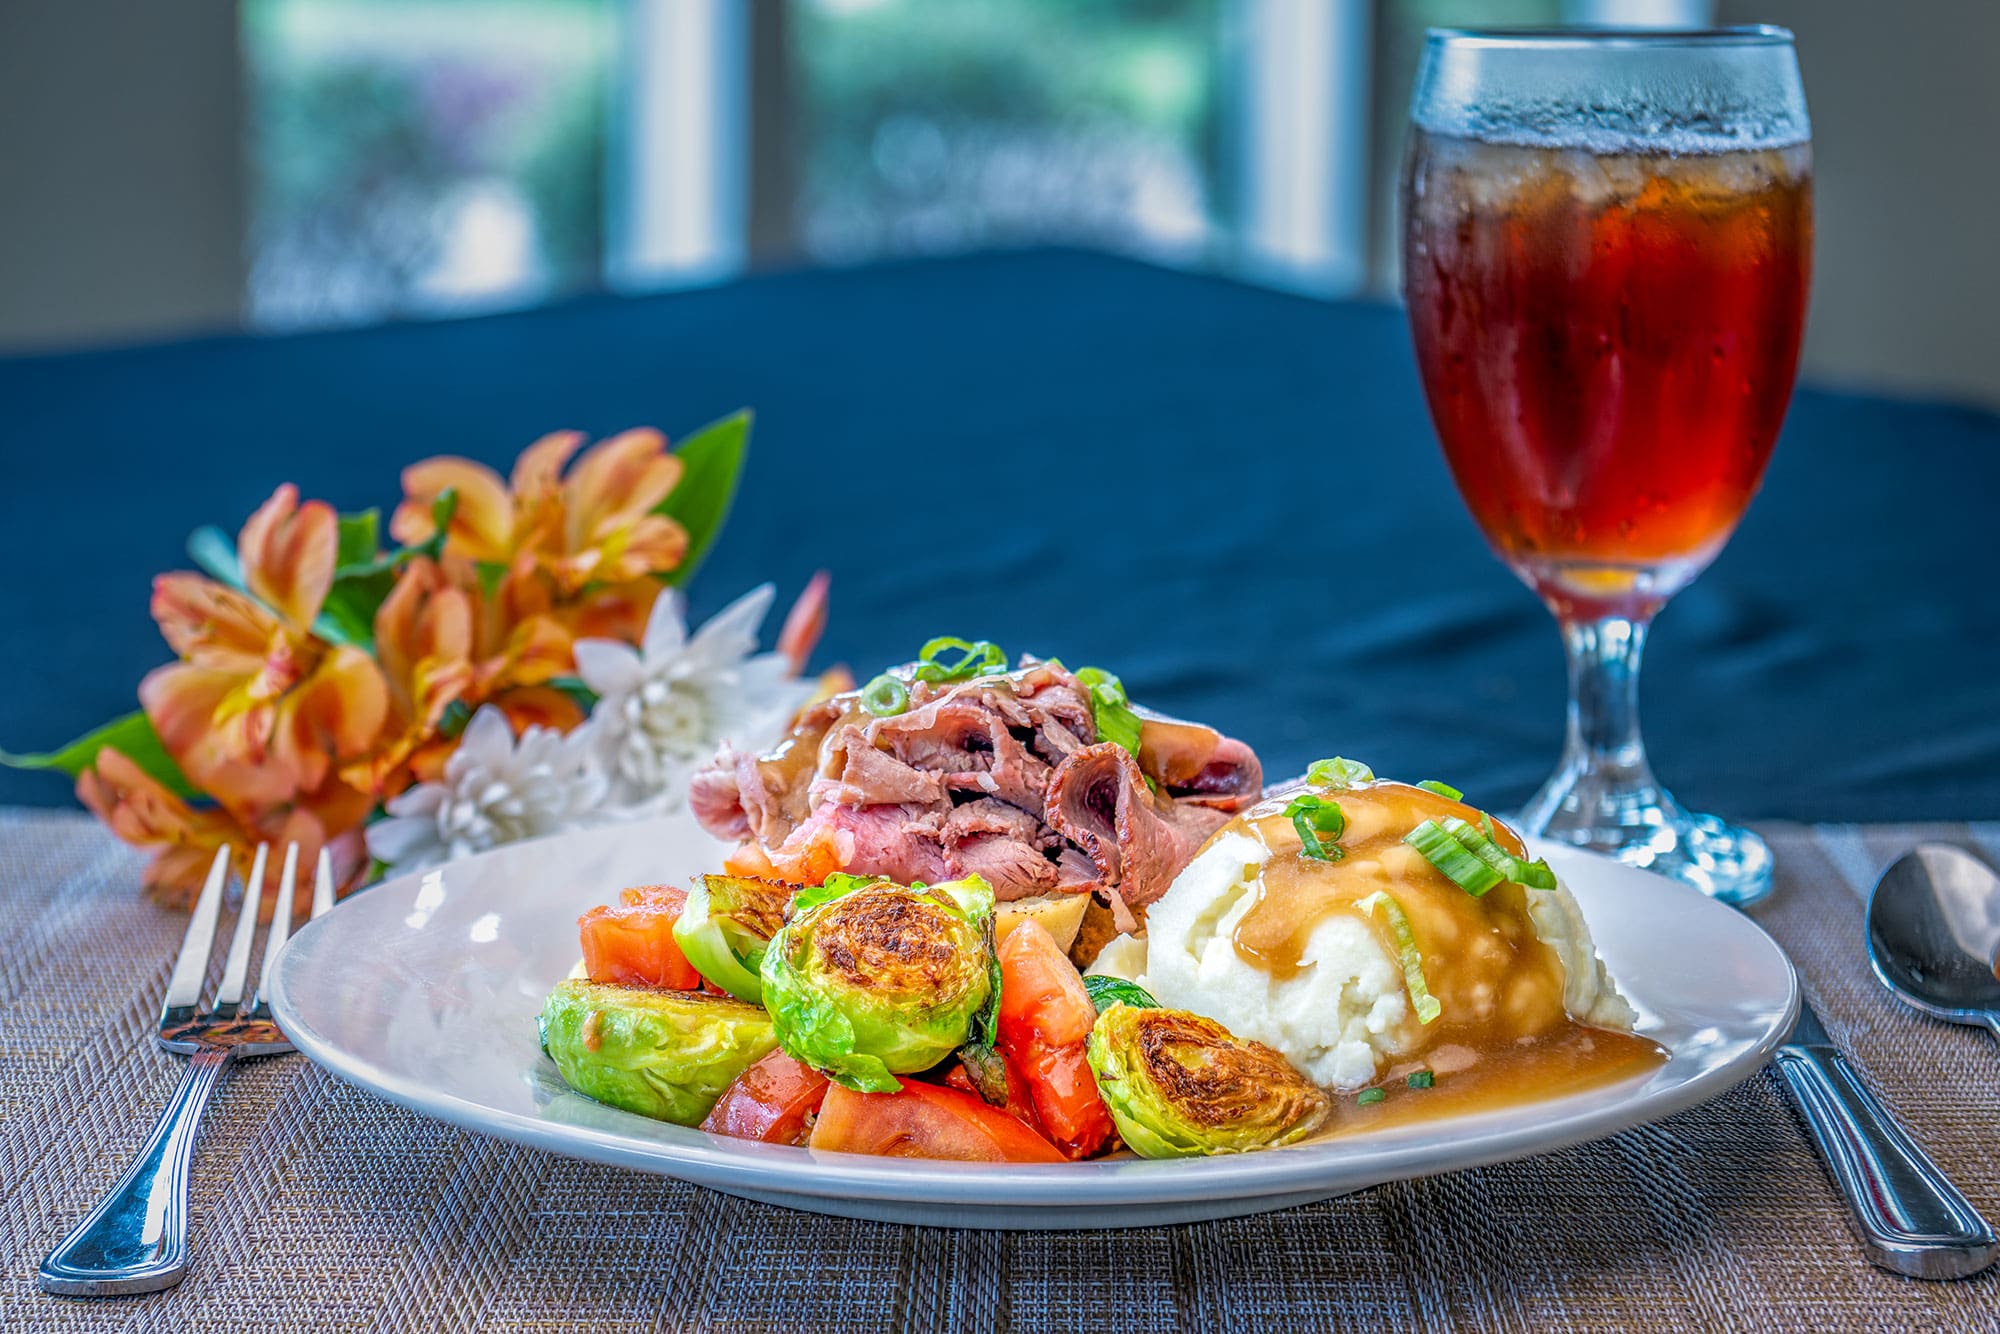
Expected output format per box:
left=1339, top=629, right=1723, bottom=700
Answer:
left=760, top=875, right=996, bottom=1092
left=540, top=979, right=777, bottom=1126
left=1085, top=1003, right=1329, bottom=1158
left=672, top=874, right=794, bottom=1002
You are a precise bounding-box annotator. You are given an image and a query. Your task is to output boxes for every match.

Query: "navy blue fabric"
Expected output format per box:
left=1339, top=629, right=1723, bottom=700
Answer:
left=1, top=249, right=1994, bottom=819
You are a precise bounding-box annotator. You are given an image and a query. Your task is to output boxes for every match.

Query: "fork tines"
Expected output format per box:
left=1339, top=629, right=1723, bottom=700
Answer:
left=161, top=843, right=335, bottom=1031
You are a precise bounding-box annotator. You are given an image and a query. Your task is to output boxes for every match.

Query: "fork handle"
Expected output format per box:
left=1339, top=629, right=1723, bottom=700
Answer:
left=1772, top=1043, right=1999, bottom=1280
left=39, top=1045, right=234, bottom=1296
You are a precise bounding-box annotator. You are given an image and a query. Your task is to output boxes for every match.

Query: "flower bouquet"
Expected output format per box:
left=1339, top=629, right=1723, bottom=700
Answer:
left=1, top=414, right=830, bottom=910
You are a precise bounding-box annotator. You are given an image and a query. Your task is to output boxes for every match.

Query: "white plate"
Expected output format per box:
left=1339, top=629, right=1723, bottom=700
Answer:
left=268, top=810, right=1799, bottom=1229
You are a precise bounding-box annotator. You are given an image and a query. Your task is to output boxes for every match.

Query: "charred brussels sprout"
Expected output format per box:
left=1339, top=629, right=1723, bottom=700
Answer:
left=1085, top=1004, right=1329, bottom=1158
left=672, top=874, right=793, bottom=1002
left=540, top=979, right=777, bottom=1126
left=760, top=875, right=996, bottom=1092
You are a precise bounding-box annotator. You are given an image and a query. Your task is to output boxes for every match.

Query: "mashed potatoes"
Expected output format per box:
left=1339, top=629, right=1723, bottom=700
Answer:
left=1093, top=799, right=1635, bottom=1093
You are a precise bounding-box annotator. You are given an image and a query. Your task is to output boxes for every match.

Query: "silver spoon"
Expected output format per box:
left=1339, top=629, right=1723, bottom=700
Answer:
left=1868, top=843, right=2000, bottom=1042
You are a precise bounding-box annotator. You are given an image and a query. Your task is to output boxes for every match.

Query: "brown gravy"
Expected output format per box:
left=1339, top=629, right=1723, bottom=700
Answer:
left=1223, top=781, right=1664, bottom=1122
left=1317, top=1023, right=1665, bottom=1136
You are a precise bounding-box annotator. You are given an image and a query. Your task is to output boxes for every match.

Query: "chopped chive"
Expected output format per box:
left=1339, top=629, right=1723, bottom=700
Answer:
left=1284, top=794, right=1347, bottom=861
left=1357, top=1088, right=1387, bottom=1105
left=1404, top=819, right=1504, bottom=896
left=1407, top=1070, right=1435, bottom=1089
left=1415, top=779, right=1463, bottom=801
left=1074, top=667, right=1144, bottom=763
left=1356, top=890, right=1442, bottom=1024
left=913, top=637, right=1007, bottom=683
left=1306, top=756, right=1374, bottom=789
left=860, top=673, right=909, bottom=717
left=1438, top=816, right=1558, bottom=891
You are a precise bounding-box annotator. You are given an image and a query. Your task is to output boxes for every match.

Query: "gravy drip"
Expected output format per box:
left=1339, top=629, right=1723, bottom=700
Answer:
left=1227, top=781, right=1664, bottom=1120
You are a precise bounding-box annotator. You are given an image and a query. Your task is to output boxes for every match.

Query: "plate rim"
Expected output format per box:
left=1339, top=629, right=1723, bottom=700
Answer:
left=269, top=822, right=1801, bottom=1211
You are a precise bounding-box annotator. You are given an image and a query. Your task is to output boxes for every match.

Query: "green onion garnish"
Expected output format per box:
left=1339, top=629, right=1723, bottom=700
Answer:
left=1083, top=974, right=1159, bottom=1015
left=1438, top=816, right=1558, bottom=890
left=1074, top=666, right=1144, bottom=762
left=1403, top=819, right=1504, bottom=897
left=1284, top=794, right=1347, bottom=861
left=1306, top=756, right=1374, bottom=789
left=794, top=873, right=882, bottom=913
left=860, top=673, right=909, bottom=717
left=1407, top=1070, right=1435, bottom=1089
left=1415, top=779, right=1463, bottom=801
left=1356, top=890, right=1442, bottom=1024
left=913, top=637, right=1007, bottom=683
left=1357, top=1088, right=1387, bottom=1105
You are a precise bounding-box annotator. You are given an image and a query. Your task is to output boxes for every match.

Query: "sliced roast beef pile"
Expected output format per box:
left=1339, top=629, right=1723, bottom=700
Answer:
left=690, top=659, right=1262, bottom=933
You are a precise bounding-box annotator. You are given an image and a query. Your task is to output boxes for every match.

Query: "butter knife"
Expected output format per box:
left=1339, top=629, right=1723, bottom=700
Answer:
left=1770, top=997, right=1998, bottom=1279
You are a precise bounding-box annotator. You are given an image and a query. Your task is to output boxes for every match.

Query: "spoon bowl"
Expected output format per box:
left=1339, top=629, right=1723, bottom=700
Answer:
left=1867, top=844, right=2000, bottom=1042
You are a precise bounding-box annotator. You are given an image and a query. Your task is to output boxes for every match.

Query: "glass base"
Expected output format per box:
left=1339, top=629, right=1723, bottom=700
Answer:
left=1516, top=764, right=1773, bottom=907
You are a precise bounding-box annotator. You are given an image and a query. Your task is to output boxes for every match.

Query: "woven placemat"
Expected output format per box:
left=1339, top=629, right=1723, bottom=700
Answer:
left=1, top=808, right=1995, bottom=1333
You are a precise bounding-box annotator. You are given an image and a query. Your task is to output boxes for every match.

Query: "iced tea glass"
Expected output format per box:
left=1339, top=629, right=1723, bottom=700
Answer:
left=1402, top=28, right=1812, bottom=904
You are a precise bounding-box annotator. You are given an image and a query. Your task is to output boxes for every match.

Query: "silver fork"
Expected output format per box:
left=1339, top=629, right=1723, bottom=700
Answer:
left=38, top=842, right=334, bottom=1297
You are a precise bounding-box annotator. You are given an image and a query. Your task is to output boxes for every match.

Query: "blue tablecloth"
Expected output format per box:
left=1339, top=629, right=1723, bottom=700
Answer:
left=2, top=250, right=1994, bottom=819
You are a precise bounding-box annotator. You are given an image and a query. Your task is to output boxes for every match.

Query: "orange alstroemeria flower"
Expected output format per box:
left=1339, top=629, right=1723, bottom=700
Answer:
left=142, top=485, right=389, bottom=817
left=350, top=555, right=476, bottom=796
left=391, top=429, right=690, bottom=597
left=77, top=747, right=364, bottom=914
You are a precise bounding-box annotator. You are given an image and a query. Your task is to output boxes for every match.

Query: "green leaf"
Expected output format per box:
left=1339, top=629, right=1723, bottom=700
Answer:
left=657, top=410, right=750, bottom=587
left=187, top=525, right=245, bottom=589
left=313, top=492, right=459, bottom=652
left=0, top=711, right=199, bottom=798
left=336, top=509, right=381, bottom=567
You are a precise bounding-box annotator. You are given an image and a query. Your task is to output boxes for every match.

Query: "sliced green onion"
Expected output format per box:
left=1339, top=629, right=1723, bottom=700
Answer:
left=793, top=873, right=881, bottom=914
left=1284, top=794, right=1347, bottom=862
left=913, top=637, right=1007, bottom=683
left=1357, top=1088, right=1387, bottom=1105
left=1306, top=756, right=1374, bottom=789
left=1404, top=819, right=1504, bottom=897
left=1083, top=974, right=1158, bottom=1014
left=1075, top=666, right=1144, bottom=762
left=1415, top=779, right=1463, bottom=801
left=1438, top=816, right=1559, bottom=891
left=860, top=673, right=909, bottom=717
left=1356, top=890, right=1442, bottom=1024
left=1407, top=1070, right=1435, bottom=1089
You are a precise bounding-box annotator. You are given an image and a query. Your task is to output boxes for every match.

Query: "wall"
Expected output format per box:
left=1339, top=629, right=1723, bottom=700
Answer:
left=1717, top=0, right=2000, bottom=406
left=0, top=0, right=245, bottom=352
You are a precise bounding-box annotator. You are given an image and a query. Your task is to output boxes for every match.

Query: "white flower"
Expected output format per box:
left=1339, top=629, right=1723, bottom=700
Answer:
left=573, top=584, right=813, bottom=815
left=366, top=705, right=608, bottom=874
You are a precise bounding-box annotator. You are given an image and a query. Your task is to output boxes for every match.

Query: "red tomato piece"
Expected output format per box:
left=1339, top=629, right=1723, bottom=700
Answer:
left=809, top=1080, right=1066, bottom=1163
left=997, top=920, right=1097, bottom=1049
left=944, top=1053, right=1044, bottom=1134
left=995, top=921, right=1115, bottom=1159
left=702, top=1051, right=830, bottom=1146
left=578, top=884, right=701, bottom=989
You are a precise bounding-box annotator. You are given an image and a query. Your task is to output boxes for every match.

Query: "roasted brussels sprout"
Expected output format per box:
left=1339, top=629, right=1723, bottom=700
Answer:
left=539, top=979, right=778, bottom=1126
left=760, top=875, right=996, bottom=1092
left=1085, top=1003, right=1329, bottom=1158
left=671, top=874, right=793, bottom=1002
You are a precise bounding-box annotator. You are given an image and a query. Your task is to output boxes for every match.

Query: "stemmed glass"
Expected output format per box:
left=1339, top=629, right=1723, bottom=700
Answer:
left=1401, top=28, right=1813, bottom=905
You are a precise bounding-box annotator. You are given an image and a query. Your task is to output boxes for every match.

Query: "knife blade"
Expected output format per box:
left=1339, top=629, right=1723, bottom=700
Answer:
left=1771, top=993, right=1998, bottom=1279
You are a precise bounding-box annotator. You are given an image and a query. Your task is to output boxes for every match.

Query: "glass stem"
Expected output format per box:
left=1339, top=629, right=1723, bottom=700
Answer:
left=1517, top=614, right=1679, bottom=839
left=1563, top=615, right=1651, bottom=773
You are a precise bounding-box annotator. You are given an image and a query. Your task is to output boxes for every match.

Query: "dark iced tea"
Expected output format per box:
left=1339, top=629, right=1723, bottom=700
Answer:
left=1403, top=132, right=1812, bottom=616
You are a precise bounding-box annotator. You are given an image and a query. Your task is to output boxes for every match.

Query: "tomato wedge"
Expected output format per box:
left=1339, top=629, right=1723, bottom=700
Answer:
left=578, top=884, right=702, bottom=989
left=810, top=1080, right=1065, bottom=1163
left=944, top=1052, right=1044, bottom=1134
left=702, top=1050, right=831, bottom=1145
left=995, top=920, right=1115, bottom=1159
